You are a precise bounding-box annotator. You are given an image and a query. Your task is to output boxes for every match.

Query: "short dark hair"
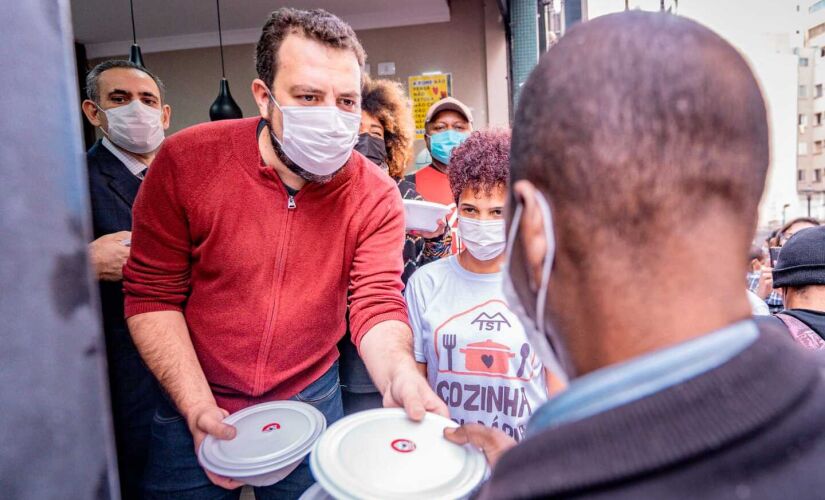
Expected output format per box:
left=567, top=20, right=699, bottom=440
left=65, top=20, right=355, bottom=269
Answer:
left=256, top=8, right=366, bottom=89
left=511, top=12, right=768, bottom=249
left=748, top=245, right=764, bottom=263
left=449, top=129, right=511, bottom=203
left=85, top=59, right=165, bottom=103
left=780, top=217, right=820, bottom=237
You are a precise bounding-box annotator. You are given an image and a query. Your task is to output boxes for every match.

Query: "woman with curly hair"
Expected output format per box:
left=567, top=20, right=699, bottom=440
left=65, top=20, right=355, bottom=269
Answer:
left=340, top=77, right=450, bottom=414
left=405, top=129, right=555, bottom=440
left=355, top=77, right=451, bottom=275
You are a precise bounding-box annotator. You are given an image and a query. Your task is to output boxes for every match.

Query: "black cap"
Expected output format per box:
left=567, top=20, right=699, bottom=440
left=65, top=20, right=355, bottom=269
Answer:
left=773, top=226, right=825, bottom=288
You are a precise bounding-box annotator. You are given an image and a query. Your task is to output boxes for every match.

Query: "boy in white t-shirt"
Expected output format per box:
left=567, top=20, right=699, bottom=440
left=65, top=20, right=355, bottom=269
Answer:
left=405, top=129, right=559, bottom=442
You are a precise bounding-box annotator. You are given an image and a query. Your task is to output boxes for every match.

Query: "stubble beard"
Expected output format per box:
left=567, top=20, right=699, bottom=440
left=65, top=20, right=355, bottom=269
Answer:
left=266, top=113, right=336, bottom=184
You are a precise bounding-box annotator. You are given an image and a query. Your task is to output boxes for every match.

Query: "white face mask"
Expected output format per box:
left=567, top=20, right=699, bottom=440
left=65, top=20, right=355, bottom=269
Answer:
left=267, top=90, right=361, bottom=176
left=98, top=100, right=165, bottom=154
left=502, top=190, right=574, bottom=385
left=458, top=217, right=506, bottom=261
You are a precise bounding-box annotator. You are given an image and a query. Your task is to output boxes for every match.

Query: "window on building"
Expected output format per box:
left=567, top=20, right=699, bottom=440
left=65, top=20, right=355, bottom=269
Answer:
left=816, top=84, right=822, bottom=98
left=799, top=170, right=806, bottom=181
left=800, top=114, right=808, bottom=126
left=801, top=85, right=808, bottom=98
left=821, top=47, right=825, bottom=58
left=817, top=113, right=823, bottom=126
left=815, top=140, right=823, bottom=154
left=801, top=57, right=810, bottom=67
left=811, top=21, right=825, bottom=39
left=817, top=169, right=823, bottom=183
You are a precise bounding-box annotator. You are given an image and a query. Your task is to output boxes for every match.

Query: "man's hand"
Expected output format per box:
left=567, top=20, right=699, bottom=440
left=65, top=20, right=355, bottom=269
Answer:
left=382, top=365, right=449, bottom=421
left=186, top=403, right=242, bottom=490
left=410, top=219, right=447, bottom=240
left=443, top=424, right=517, bottom=467
left=89, top=231, right=131, bottom=281
left=755, top=265, right=773, bottom=300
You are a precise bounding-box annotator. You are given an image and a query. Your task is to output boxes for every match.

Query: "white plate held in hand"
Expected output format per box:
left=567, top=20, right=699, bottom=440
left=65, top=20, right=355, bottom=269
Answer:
left=403, top=199, right=450, bottom=233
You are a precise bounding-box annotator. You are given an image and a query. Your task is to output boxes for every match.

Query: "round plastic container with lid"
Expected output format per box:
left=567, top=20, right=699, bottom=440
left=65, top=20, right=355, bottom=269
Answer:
left=310, top=408, right=487, bottom=500
left=198, top=401, right=326, bottom=487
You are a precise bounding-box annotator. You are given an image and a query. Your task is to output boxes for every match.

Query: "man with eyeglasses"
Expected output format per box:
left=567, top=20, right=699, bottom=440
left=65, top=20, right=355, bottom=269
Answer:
left=749, top=217, right=821, bottom=313
left=80, top=59, right=172, bottom=500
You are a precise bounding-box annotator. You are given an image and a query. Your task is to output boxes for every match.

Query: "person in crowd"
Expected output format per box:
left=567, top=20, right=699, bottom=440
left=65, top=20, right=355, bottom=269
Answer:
left=357, top=77, right=451, bottom=280
left=80, top=59, right=171, bottom=500
left=746, top=245, right=770, bottom=315
left=770, top=226, right=825, bottom=347
left=778, top=217, right=820, bottom=245
left=406, top=129, right=555, bottom=442
left=445, top=12, right=825, bottom=498
left=407, top=97, right=474, bottom=206
left=406, top=97, right=475, bottom=253
left=749, top=217, right=820, bottom=313
left=339, top=77, right=450, bottom=414
left=746, top=245, right=766, bottom=291
left=122, top=8, right=446, bottom=498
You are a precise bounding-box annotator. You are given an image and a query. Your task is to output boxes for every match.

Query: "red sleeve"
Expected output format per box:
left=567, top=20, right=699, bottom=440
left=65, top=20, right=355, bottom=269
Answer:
left=122, top=144, right=192, bottom=317
left=348, top=180, right=410, bottom=348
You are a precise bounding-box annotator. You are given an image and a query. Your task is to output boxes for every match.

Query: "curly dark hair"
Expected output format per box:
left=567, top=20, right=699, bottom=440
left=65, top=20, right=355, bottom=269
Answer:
left=448, top=129, right=511, bottom=203
left=256, top=8, right=366, bottom=88
left=361, top=77, right=414, bottom=179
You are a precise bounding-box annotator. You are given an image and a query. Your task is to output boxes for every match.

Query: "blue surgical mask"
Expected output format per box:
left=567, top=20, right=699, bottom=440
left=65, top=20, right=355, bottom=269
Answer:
left=427, top=130, right=468, bottom=165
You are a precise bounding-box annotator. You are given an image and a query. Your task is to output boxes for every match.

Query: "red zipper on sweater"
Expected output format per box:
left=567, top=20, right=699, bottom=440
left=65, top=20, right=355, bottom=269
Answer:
left=251, top=192, right=297, bottom=396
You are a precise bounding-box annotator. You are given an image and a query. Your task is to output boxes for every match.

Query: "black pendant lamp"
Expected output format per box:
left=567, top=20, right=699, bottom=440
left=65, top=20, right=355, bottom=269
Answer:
left=209, top=0, right=243, bottom=121
left=128, top=0, right=145, bottom=67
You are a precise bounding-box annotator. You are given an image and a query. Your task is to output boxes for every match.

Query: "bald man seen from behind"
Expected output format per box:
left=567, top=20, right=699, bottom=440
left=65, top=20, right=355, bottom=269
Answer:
left=444, top=11, right=825, bottom=500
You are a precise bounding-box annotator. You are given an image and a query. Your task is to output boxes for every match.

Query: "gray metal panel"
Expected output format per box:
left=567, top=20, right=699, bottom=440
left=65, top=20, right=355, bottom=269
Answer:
left=510, top=0, right=540, bottom=106
left=0, top=1, right=118, bottom=499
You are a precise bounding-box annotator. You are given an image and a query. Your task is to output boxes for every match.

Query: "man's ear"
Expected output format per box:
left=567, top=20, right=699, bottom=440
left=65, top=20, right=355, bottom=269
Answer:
left=81, top=100, right=104, bottom=128
left=161, top=104, right=172, bottom=130
left=511, top=180, right=547, bottom=293
left=251, top=78, right=272, bottom=120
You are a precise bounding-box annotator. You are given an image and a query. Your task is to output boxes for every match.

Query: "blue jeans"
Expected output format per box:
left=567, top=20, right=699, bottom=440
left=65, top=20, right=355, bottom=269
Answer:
left=142, top=363, right=343, bottom=499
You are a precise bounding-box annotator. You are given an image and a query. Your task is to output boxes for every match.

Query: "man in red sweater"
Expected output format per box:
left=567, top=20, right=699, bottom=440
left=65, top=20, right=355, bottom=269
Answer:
left=123, top=8, right=447, bottom=499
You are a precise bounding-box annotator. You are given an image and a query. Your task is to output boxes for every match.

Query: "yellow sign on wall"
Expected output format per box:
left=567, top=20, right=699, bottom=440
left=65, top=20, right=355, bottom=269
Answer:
left=408, top=73, right=452, bottom=139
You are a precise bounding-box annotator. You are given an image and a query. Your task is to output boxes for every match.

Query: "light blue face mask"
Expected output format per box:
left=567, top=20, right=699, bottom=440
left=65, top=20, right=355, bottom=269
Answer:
left=427, top=130, right=469, bottom=165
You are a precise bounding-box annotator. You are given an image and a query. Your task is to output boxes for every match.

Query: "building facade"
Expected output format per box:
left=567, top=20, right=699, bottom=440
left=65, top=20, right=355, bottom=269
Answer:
left=797, top=0, right=825, bottom=219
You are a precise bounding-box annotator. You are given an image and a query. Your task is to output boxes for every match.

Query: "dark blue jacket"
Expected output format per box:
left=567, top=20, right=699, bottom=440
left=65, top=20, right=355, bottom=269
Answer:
left=476, top=323, right=825, bottom=499
left=86, top=140, right=159, bottom=499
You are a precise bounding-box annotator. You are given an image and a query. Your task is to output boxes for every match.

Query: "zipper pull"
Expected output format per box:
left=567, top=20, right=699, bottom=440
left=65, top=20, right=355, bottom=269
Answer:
left=287, top=195, right=296, bottom=210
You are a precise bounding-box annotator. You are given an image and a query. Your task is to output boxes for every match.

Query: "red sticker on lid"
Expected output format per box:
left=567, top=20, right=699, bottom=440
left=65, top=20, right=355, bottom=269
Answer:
left=262, top=422, right=281, bottom=432
left=391, top=439, right=416, bottom=453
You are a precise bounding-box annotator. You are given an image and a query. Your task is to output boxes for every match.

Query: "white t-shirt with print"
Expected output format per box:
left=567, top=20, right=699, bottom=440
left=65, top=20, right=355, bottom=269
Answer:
left=405, top=256, right=548, bottom=442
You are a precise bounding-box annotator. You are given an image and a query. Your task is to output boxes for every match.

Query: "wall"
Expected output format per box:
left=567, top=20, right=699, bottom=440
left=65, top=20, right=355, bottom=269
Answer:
left=86, top=0, right=508, bottom=161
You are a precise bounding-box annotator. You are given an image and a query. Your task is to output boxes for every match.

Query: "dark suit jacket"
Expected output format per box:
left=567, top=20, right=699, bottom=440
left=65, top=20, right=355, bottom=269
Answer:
left=87, top=141, right=142, bottom=332
left=87, top=140, right=159, bottom=497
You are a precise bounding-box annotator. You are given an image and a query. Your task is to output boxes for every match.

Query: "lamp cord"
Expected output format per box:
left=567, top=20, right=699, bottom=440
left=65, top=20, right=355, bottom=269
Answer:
left=216, top=0, right=226, bottom=78
left=129, top=0, right=137, bottom=44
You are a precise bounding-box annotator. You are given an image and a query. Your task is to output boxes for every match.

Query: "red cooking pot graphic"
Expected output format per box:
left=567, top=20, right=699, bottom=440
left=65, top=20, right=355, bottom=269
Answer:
left=460, top=340, right=515, bottom=375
